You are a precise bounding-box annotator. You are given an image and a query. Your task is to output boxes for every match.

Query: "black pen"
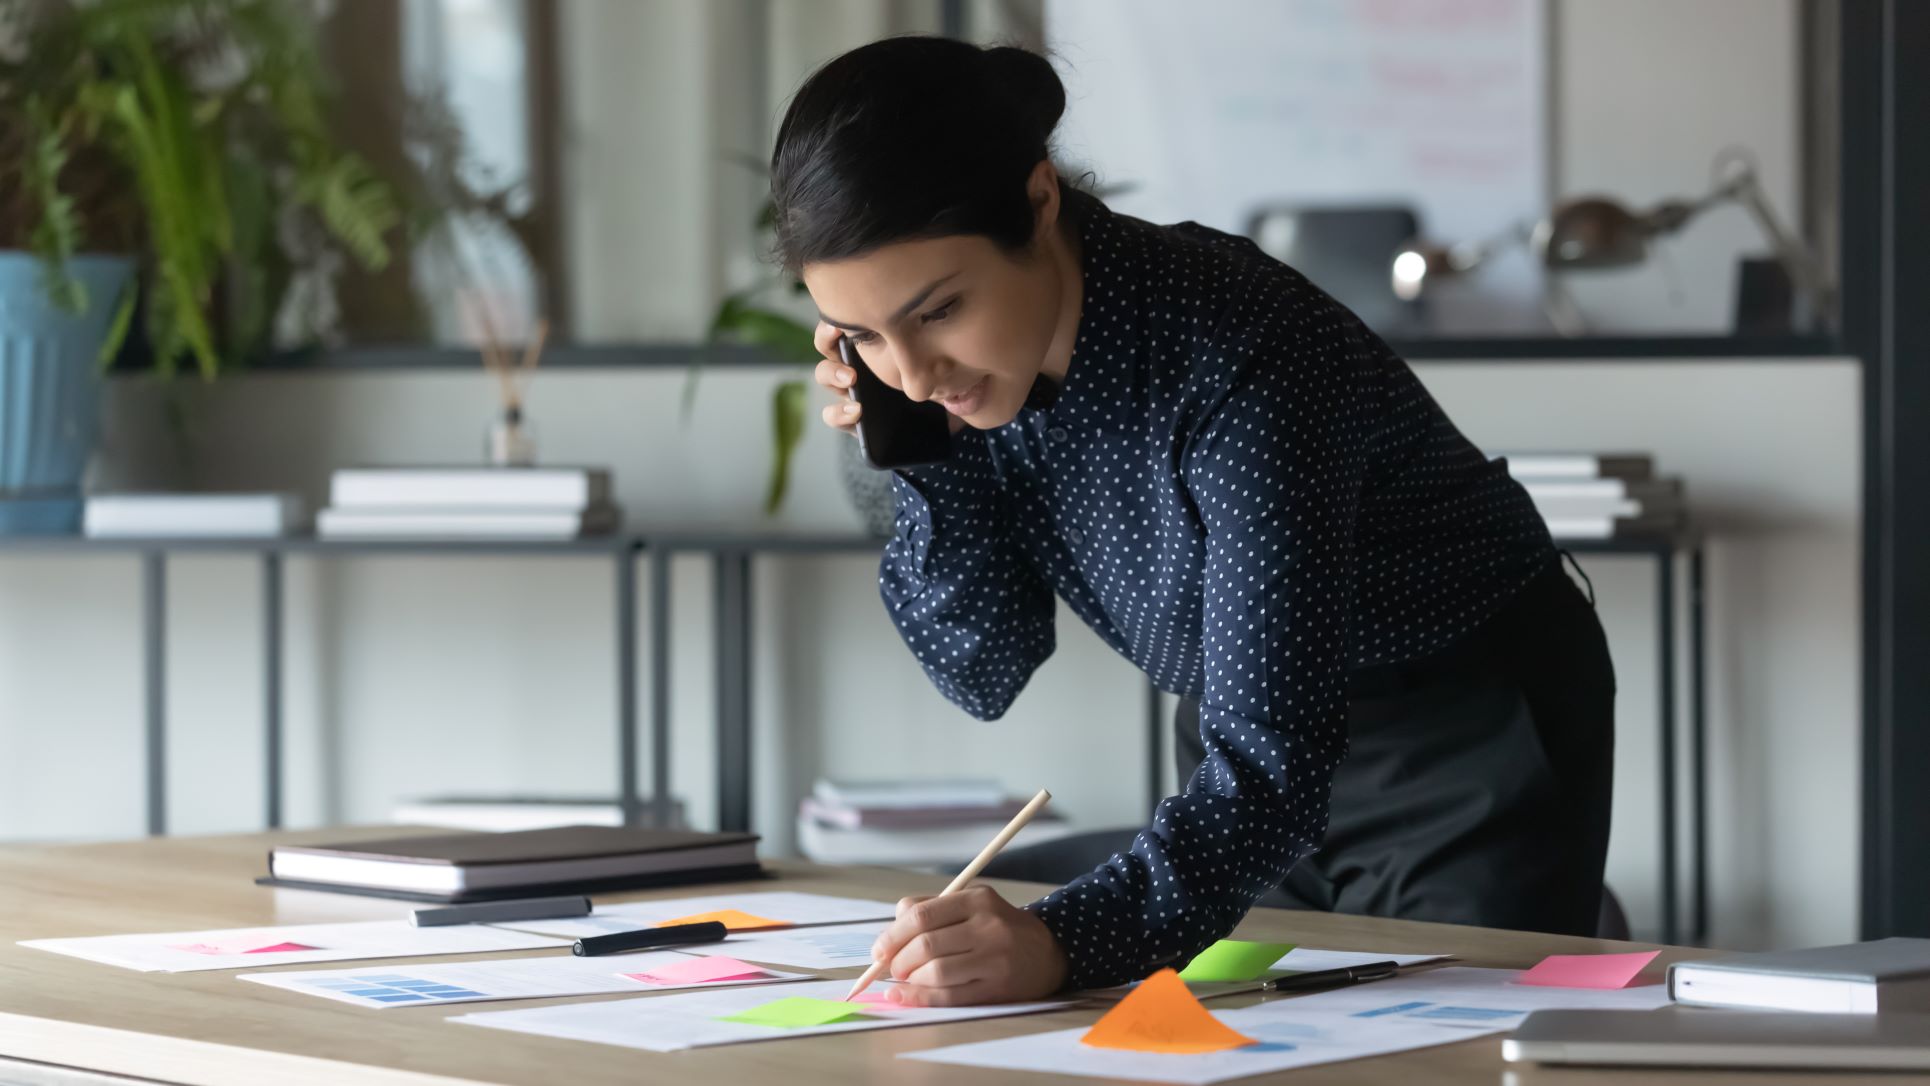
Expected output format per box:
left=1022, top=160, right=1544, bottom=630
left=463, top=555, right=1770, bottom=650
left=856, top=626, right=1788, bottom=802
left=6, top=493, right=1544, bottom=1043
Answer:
left=1261, top=960, right=1401, bottom=993
left=571, top=920, right=729, bottom=957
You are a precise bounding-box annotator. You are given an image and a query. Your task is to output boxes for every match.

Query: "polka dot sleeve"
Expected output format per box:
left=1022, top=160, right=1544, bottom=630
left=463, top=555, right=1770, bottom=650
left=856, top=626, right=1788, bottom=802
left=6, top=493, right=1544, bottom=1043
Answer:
left=1025, top=334, right=1365, bottom=990
left=878, top=426, right=1058, bottom=720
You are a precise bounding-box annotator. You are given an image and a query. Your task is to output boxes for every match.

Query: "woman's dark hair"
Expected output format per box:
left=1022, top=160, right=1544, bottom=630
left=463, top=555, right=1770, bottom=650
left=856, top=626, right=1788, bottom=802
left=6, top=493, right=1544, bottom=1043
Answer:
left=769, top=36, right=1070, bottom=274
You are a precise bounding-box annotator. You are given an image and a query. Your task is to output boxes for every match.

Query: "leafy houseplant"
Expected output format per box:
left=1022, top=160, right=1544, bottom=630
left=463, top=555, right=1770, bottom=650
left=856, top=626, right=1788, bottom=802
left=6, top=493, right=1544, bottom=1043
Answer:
left=704, top=268, right=822, bottom=516
left=0, top=0, right=402, bottom=378
left=703, top=193, right=904, bottom=535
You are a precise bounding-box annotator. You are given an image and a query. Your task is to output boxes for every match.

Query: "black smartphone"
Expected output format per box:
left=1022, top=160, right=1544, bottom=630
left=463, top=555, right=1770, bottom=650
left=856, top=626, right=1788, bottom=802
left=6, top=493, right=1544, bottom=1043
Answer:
left=838, top=335, right=953, bottom=469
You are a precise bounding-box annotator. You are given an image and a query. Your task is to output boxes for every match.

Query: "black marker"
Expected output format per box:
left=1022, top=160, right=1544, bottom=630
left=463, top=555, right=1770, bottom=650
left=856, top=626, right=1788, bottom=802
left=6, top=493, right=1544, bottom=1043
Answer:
left=572, top=920, right=729, bottom=957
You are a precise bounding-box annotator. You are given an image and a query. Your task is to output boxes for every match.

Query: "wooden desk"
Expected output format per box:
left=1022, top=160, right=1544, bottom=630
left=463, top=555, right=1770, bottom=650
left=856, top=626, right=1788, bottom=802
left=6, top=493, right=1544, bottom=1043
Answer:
left=0, top=829, right=1884, bottom=1085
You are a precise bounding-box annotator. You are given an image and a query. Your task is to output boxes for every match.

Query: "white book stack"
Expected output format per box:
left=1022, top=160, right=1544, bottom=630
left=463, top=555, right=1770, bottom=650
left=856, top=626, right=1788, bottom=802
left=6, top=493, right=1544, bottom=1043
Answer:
left=795, top=778, right=1072, bottom=871
left=317, top=467, right=619, bottom=541
left=83, top=493, right=305, bottom=538
left=1491, top=452, right=1686, bottom=541
left=391, top=796, right=672, bottom=832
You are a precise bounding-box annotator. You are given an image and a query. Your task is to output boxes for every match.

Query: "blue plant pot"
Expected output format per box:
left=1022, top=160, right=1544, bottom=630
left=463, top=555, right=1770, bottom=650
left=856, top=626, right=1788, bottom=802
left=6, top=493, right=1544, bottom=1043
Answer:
left=0, top=251, right=136, bottom=534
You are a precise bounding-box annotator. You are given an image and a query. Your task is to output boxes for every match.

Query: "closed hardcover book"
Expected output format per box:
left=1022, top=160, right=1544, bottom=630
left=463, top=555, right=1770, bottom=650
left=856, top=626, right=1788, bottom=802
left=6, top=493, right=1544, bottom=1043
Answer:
left=798, top=795, right=1033, bottom=830
left=1544, top=512, right=1684, bottom=540
left=83, top=493, right=304, bottom=538
left=330, top=467, right=610, bottom=510
left=811, top=778, right=1007, bottom=810
left=316, top=504, right=618, bottom=540
left=1493, top=453, right=1655, bottom=481
left=1521, top=479, right=1685, bottom=504
left=796, top=813, right=1071, bottom=867
left=1668, top=938, right=1930, bottom=1014
left=1526, top=496, right=1643, bottom=521
left=269, top=825, right=759, bottom=895
left=392, top=796, right=635, bottom=832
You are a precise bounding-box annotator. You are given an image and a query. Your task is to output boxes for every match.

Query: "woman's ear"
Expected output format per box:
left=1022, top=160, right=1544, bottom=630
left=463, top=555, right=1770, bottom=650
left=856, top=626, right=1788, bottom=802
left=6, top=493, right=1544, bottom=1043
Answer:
left=1027, top=159, right=1061, bottom=235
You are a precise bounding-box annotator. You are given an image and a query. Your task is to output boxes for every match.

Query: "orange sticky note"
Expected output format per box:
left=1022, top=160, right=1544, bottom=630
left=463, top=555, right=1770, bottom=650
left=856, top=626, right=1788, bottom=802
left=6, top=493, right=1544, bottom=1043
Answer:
left=654, top=909, right=792, bottom=932
left=1080, top=968, right=1258, bottom=1054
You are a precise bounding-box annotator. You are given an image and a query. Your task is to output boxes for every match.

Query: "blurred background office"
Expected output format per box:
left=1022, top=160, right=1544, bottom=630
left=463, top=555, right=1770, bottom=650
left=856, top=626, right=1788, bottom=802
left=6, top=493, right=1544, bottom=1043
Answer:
left=2, top=0, right=1921, bottom=959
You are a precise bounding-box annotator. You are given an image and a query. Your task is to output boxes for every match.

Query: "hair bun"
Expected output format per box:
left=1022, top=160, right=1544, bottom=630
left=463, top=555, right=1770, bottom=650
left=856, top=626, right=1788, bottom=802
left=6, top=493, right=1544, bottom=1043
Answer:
left=982, top=45, right=1066, bottom=150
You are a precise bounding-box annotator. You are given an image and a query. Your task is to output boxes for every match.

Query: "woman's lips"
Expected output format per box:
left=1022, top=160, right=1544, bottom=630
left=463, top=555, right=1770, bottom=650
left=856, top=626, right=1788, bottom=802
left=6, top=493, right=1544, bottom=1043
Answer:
left=938, top=376, right=988, bottom=416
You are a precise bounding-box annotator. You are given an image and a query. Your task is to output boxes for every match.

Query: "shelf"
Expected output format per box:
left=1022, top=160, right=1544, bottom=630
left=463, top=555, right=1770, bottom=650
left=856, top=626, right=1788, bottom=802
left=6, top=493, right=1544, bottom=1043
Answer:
left=122, top=334, right=1848, bottom=376
left=0, top=529, right=1688, bottom=554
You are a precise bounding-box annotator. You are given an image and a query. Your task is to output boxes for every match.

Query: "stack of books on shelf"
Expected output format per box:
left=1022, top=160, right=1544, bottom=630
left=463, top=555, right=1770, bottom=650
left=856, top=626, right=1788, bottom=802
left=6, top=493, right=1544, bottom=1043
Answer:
left=796, top=777, right=1072, bottom=871
left=83, top=493, right=305, bottom=538
left=317, top=467, right=619, bottom=541
left=1495, top=451, right=1686, bottom=541
left=392, top=795, right=686, bottom=832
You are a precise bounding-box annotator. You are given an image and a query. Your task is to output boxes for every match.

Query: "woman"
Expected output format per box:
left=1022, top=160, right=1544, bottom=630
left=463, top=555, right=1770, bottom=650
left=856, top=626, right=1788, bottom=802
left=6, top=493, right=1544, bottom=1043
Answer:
left=775, top=36, right=1615, bottom=1006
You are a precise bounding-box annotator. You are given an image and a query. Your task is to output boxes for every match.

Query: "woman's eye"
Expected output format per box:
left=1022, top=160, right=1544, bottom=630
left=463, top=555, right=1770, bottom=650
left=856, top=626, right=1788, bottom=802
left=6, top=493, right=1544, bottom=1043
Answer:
left=847, top=332, right=878, bottom=346
left=921, top=303, right=954, bottom=324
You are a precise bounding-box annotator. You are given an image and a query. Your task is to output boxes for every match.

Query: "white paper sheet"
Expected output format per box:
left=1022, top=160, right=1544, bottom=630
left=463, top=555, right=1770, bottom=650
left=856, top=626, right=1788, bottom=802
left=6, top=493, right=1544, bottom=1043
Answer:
left=450, top=978, right=1079, bottom=1052
left=239, top=951, right=813, bottom=1009
left=700, top=921, right=889, bottom=970
left=496, top=891, right=895, bottom=939
left=20, top=921, right=568, bottom=973
left=903, top=1005, right=1498, bottom=1084
left=1263, top=965, right=1675, bottom=1029
left=1273, top=948, right=1450, bottom=973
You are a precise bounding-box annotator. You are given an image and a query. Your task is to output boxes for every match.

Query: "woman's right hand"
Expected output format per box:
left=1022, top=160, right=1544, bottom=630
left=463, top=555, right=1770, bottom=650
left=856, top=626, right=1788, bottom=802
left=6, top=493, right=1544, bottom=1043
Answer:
left=814, top=321, right=862, bottom=437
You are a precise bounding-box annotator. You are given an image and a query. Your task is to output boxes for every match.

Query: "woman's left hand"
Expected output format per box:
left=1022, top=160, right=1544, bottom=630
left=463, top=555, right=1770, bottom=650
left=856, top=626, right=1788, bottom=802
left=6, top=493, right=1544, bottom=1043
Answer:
left=868, top=885, right=1069, bottom=1006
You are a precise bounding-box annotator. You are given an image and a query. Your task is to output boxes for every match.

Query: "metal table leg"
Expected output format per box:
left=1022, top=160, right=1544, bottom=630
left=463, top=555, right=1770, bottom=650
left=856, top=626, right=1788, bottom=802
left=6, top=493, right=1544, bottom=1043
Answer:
left=616, top=548, right=640, bottom=827
left=649, top=548, right=674, bottom=827
left=263, top=551, right=284, bottom=830
left=1658, top=549, right=1679, bottom=945
left=142, top=551, right=166, bottom=837
left=1690, top=545, right=1709, bottom=945
left=1146, top=679, right=1163, bottom=810
left=715, top=551, right=754, bottom=834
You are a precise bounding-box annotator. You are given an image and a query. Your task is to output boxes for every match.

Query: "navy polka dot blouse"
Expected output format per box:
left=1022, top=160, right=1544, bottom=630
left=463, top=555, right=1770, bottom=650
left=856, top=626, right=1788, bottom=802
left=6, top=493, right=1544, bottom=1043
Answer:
left=878, top=189, right=1557, bottom=990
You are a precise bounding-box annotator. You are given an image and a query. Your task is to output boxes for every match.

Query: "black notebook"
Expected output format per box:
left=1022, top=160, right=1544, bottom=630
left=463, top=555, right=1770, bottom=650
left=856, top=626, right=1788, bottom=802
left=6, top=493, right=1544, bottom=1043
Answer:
left=263, top=825, right=761, bottom=901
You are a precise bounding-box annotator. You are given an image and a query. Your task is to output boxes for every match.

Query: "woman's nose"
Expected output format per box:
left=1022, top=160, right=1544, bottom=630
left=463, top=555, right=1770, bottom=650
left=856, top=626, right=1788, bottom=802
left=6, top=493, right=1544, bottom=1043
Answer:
left=892, top=346, right=943, bottom=403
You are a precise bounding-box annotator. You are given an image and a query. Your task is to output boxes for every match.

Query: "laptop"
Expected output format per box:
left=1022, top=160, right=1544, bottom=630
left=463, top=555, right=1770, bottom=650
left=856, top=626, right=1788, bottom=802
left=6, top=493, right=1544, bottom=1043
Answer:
left=1504, top=1007, right=1930, bottom=1070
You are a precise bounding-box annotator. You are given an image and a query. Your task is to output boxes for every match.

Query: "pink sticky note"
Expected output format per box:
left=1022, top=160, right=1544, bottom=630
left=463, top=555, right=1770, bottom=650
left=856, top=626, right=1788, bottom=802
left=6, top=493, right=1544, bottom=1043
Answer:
left=623, top=955, right=771, bottom=987
left=847, top=989, right=916, bottom=1012
left=169, top=940, right=320, bottom=956
left=1515, top=950, right=1661, bottom=989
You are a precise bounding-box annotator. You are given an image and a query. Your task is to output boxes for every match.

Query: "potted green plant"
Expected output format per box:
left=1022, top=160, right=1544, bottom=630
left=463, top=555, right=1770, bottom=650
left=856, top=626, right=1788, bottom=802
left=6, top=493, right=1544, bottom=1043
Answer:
left=0, top=0, right=401, bottom=532
left=699, top=183, right=897, bottom=534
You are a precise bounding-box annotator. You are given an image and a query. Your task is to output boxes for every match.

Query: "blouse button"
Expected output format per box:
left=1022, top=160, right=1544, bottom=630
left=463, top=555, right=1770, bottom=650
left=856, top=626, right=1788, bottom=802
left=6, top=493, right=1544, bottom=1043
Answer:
left=1065, top=527, right=1086, bottom=547
left=1048, top=426, right=1069, bottom=443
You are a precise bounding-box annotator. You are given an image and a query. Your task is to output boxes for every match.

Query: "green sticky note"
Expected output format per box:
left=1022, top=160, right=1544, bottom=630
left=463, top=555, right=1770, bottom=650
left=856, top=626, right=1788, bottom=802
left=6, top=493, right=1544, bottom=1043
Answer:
left=719, top=996, right=874, bottom=1029
left=1177, top=939, right=1297, bottom=983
